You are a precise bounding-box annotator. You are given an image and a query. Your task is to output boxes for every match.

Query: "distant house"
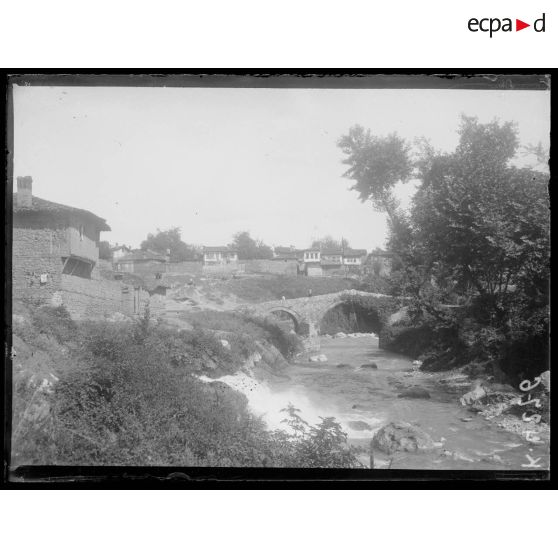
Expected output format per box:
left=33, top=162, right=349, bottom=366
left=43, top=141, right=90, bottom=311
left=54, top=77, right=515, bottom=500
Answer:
left=12, top=176, right=111, bottom=301
left=272, top=246, right=299, bottom=261
left=110, top=244, right=131, bottom=261
left=202, top=246, right=239, bottom=266
left=114, top=249, right=167, bottom=274
left=342, top=249, right=367, bottom=267
left=301, top=248, right=322, bottom=276
left=365, top=249, right=394, bottom=276
left=320, top=248, right=344, bottom=270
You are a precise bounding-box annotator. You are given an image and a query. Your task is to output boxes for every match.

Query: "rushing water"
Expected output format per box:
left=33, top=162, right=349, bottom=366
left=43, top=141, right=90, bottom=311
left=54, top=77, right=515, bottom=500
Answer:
left=202, top=336, right=548, bottom=470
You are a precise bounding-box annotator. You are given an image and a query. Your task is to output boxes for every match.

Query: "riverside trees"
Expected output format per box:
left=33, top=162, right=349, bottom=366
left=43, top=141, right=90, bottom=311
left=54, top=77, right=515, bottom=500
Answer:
left=338, top=116, right=550, bottom=377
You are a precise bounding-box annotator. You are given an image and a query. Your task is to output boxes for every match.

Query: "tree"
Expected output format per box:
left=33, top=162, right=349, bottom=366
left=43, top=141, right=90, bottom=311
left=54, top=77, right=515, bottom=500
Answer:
left=141, top=227, right=199, bottom=262
left=339, top=116, right=550, bottom=375
left=310, top=236, right=350, bottom=251
left=231, top=231, right=273, bottom=260
left=337, top=125, right=413, bottom=224
left=98, top=241, right=111, bottom=260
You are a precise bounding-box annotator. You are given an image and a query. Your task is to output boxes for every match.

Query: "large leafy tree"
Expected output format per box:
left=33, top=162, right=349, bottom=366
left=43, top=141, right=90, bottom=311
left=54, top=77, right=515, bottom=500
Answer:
left=231, top=231, right=273, bottom=260
left=338, top=116, right=549, bottom=373
left=141, top=227, right=199, bottom=261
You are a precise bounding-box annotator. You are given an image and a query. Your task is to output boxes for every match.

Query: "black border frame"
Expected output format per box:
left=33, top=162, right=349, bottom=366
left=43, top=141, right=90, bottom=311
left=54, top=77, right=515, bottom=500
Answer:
left=2, top=70, right=554, bottom=488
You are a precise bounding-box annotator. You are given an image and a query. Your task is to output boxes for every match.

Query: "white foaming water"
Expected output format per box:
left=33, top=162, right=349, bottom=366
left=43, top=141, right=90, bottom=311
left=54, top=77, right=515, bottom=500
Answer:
left=197, top=372, right=382, bottom=438
left=198, top=372, right=331, bottom=431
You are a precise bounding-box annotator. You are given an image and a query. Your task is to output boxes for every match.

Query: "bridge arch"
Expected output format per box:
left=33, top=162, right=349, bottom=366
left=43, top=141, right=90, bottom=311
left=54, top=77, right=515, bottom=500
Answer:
left=264, top=306, right=310, bottom=335
left=317, top=296, right=386, bottom=336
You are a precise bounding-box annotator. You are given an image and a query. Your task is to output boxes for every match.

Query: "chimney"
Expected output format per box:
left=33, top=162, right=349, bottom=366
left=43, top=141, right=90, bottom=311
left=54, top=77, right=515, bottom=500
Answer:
left=16, top=176, right=33, bottom=208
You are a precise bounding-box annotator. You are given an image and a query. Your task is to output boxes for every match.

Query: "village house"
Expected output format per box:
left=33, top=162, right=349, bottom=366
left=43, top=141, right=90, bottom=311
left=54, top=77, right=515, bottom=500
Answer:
left=110, top=244, right=132, bottom=261
left=342, top=248, right=367, bottom=267
left=114, top=249, right=167, bottom=274
left=12, top=176, right=167, bottom=320
left=320, top=248, right=344, bottom=270
left=12, top=176, right=111, bottom=300
left=202, top=246, right=239, bottom=266
left=301, top=248, right=322, bottom=276
left=272, top=246, right=299, bottom=261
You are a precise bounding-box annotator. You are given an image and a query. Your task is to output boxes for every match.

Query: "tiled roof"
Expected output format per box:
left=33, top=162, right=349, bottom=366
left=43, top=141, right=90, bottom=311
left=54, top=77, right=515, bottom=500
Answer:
left=13, top=194, right=111, bottom=231
left=343, top=249, right=367, bottom=257
left=321, top=248, right=343, bottom=256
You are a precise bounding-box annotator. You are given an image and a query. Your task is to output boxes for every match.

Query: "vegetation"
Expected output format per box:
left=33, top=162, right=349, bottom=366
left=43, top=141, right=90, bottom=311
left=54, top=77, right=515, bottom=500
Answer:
left=98, top=240, right=112, bottom=260
left=13, top=303, right=361, bottom=467
left=339, top=116, right=549, bottom=380
left=272, top=404, right=361, bottom=468
left=188, top=309, right=303, bottom=360
left=141, top=227, right=199, bottom=261
left=230, top=231, right=273, bottom=260
left=310, top=236, right=351, bottom=251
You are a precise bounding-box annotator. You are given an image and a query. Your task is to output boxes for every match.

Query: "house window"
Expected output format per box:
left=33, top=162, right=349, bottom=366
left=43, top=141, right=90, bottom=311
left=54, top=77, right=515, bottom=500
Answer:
left=62, top=257, right=92, bottom=279
left=79, top=225, right=84, bottom=241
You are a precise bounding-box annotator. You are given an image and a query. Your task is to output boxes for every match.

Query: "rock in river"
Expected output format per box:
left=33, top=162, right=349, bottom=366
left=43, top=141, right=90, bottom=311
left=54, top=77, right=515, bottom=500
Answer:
left=309, top=354, right=328, bottom=363
left=372, top=422, right=436, bottom=454
left=348, top=420, right=372, bottom=431
left=360, top=362, right=378, bottom=369
left=397, top=387, right=431, bottom=399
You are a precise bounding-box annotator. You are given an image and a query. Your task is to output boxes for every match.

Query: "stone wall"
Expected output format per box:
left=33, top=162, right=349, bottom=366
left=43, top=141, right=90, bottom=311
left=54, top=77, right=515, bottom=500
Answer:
left=202, top=262, right=245, bottom=275
left=12, top=227, right=66, bottom=302
left=56, top=275, right=124, bottom=320
left=242, top=259, right=298, bottom=275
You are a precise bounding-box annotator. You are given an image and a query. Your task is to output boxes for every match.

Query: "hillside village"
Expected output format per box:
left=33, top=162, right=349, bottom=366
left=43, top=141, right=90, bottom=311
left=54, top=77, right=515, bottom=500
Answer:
left=12, top=175, right=393, bottom=322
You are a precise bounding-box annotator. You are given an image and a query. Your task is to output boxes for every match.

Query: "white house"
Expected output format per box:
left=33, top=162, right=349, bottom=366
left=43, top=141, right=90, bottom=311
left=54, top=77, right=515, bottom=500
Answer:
left=203, top=246, right=239, bottom=266
left=342, top=249, right=367, bottom=266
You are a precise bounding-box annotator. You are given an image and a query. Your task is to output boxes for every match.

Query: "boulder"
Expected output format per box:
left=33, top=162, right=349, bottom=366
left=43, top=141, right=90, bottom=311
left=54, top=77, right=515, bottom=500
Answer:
left=460, top=382, right=487, bottom=406
left=309, top=354, right=328, bottom=363
left=334, top=332, right=347, bottom=339
left=336, top=363, right=350, bottom=369
left=398, top=387, right=431, bottom=399
left=360, top=363, right=378, bottom=369
left=348, top=420, right=372, bottom=431
left=372, top=422, right=436, bottom=454
left=219, top=339, right=231, bottom=349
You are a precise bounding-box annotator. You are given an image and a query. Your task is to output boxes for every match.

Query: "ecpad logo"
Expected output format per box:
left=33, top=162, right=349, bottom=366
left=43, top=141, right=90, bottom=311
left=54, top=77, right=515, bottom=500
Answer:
left=468, top=13, right=546, bottom=37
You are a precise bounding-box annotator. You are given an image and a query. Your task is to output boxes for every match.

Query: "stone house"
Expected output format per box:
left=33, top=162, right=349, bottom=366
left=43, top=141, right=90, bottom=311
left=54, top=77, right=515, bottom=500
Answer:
left=202, top=246, right=239, bottom=266
left=12, top=176, right=112, bottom=303
left=114, top=249, right=167, bottom=274
left=12, top=176, right=167, bottom=320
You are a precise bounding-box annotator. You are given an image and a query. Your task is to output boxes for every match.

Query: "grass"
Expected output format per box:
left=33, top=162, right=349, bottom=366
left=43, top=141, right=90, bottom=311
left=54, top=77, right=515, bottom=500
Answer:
left=11, top=302, right=355, bottom=468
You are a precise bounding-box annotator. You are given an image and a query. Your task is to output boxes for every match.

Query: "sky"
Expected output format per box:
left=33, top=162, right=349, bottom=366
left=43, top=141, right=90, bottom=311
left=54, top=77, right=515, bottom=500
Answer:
left=12, top=86, right=550, bottom=251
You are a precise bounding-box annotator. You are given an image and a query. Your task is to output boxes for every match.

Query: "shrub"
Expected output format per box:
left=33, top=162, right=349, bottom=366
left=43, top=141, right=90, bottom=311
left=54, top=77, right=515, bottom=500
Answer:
left=31, top=304, right=76, bottom=343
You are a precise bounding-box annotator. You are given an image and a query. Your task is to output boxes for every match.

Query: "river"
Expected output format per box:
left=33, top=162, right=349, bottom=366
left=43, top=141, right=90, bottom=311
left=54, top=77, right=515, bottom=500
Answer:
left=203, top=335, right=547, bottom=469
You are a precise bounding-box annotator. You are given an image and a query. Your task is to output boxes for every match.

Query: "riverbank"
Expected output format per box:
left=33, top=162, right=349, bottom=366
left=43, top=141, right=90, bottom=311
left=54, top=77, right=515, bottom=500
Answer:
left=263, top=335, right=550, bottom=469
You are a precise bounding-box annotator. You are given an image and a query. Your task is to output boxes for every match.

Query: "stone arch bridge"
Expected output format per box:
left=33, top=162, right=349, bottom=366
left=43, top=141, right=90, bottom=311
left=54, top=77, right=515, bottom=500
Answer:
left=241, top=289, right=403, bottom=337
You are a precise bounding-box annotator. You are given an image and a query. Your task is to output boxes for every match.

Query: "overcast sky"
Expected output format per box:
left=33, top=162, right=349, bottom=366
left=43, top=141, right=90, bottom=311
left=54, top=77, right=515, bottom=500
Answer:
left=13, top=85, right=550, bottom=251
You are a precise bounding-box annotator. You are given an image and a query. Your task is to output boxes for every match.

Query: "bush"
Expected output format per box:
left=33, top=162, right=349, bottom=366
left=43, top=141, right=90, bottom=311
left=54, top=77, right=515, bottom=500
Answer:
left=31, top=304, right=76, bottom=343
